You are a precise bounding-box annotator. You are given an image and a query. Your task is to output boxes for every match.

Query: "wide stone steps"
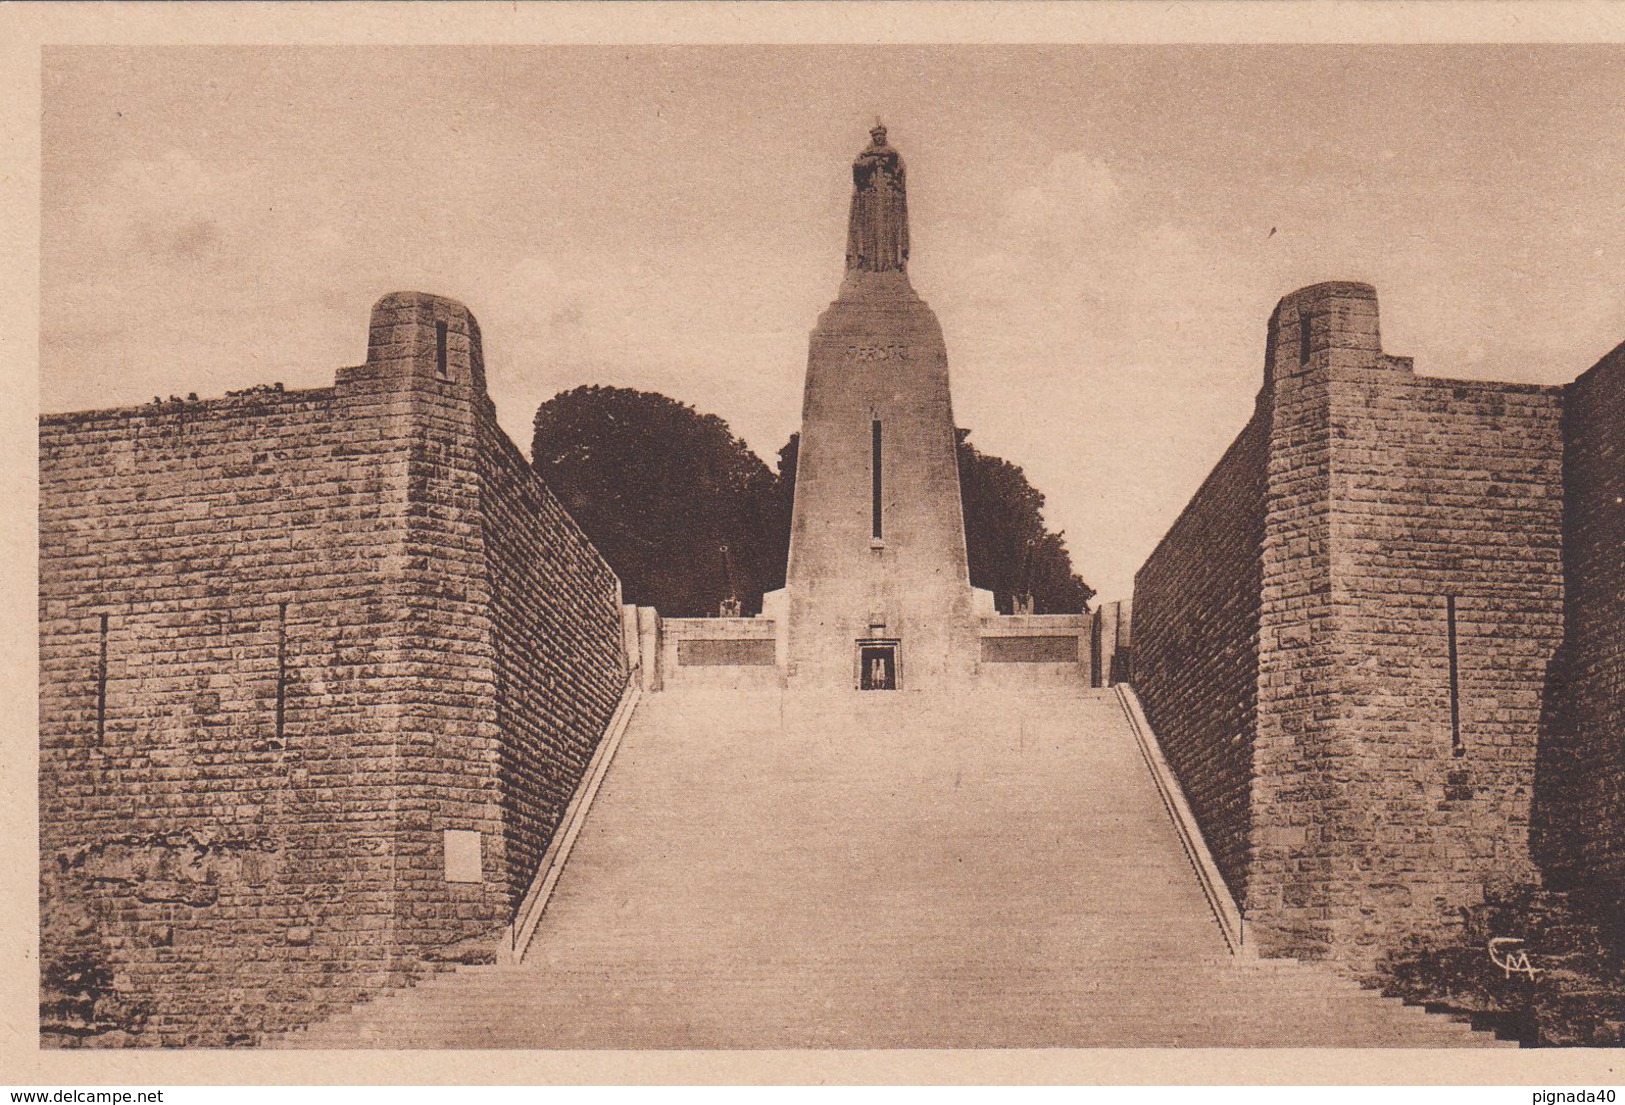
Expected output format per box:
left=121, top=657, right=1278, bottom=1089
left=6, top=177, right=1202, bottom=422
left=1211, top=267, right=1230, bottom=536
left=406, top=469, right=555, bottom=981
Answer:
left=278, top=685, right=1511, bottom=1049
left=284, top=966, right=1492, bottom=1049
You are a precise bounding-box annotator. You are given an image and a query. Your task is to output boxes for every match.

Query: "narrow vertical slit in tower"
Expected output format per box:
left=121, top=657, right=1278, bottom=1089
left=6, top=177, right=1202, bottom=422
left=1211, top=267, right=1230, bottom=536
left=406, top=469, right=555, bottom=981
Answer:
left=96, top=613, right=108, bottom=744
left=276, top=602, right=288, bottom=741
left=1447, top=594, right=1463, bottom=757
left=436, top=321, right=449, bottom=378
left=1299, top=312, right=1314, bottom=367
left=871, top=419, right=883, bottom=541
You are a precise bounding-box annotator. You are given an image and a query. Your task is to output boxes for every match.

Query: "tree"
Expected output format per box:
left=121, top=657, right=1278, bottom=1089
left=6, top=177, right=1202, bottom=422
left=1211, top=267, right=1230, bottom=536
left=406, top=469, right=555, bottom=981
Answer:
left=532, top=386, right=1092, bottom=618
left=955, top=429, right=1095, bottom=614
left=531, top=386, right=783, bottom=617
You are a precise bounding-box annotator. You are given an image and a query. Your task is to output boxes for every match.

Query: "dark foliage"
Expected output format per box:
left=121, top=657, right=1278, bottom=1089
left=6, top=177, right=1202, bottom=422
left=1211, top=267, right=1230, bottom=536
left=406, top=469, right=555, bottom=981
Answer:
left=532, top=387, right=1091, bottom=617
left=532, top=386, right=785, bottom=617
left=955, top=428, right=1096, bottom=614
left=1378, top=885, right=1625, bottom=1046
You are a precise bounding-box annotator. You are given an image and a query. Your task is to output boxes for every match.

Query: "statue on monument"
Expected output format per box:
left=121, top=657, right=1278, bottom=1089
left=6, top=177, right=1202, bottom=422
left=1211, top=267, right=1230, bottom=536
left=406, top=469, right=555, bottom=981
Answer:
left=846, top=121, right=910, bottom=273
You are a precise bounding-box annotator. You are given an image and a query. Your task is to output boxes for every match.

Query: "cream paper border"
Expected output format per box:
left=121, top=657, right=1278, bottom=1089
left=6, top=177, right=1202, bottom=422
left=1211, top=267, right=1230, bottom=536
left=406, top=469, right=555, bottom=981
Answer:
left=5, top=1, right=1624, bottom=1086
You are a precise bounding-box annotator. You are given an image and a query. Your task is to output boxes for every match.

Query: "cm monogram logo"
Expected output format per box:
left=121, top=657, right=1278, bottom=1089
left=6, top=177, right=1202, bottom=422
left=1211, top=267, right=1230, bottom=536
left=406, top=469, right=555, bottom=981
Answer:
left=1487, top=937, right=1542, bottom=980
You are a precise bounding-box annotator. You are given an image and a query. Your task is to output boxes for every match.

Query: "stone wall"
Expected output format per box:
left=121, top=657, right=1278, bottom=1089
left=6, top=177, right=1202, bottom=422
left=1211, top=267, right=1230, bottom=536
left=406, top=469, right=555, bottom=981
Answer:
left=1133, top=281, right=1574, bottom=971
left=38, top=292, right=627, bottom=1046
left=1131, top=399, right=1269, bottom=901
left=477, top=411, right=626, bottom=908
left=1261, top=285, right=1564, bottom=967
left=1304, top=367, right=1562, bottom=963
left=1090, top=599, right=1132, bottom=688
left=1540, top=343, right=1625, bottom=898
left=976, top=613, right=1090, bottom=689
left=658, top=616, right=781, bottom=690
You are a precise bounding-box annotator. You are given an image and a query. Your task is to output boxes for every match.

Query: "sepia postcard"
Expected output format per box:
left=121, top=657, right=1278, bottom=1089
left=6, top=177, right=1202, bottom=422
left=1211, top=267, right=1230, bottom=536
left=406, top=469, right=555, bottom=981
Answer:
left=5, top=1, right=1624, bottom=1089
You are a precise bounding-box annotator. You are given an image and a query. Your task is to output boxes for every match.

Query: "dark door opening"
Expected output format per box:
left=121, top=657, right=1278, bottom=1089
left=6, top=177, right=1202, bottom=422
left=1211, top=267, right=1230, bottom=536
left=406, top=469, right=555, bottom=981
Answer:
left=859, top=642, right=898, bottom=690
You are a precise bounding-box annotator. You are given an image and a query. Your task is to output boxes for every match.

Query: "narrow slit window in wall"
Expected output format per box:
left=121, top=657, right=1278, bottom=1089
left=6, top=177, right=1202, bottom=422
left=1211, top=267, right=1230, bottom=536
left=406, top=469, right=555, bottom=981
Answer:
left=436, top=321, right=449, bottom=378
left=95, top=613, right=108, bottom=743
left=871, top=419, right=883, bottom=540
left=1299, top=313, right=1314, bottom=367
left=1447, top=594, right=1463, bottom=757
left=276, top=602, right=288, bottom=741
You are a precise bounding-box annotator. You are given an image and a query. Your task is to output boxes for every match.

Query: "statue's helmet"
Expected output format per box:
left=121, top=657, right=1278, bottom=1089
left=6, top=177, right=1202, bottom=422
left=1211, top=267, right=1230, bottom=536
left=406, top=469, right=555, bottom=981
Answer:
left=870, top=121, right=887, bottom=145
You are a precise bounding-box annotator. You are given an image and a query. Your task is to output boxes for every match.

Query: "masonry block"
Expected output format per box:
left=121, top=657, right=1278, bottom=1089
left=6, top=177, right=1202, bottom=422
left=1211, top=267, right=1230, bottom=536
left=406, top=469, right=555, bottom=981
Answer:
left=1132, top=394, right=1268, bottom=900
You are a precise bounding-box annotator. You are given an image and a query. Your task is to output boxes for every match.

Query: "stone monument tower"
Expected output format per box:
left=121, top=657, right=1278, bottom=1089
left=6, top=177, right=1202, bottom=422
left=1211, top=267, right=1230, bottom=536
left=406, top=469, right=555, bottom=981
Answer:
left=780, top=123, right=980, bottom=689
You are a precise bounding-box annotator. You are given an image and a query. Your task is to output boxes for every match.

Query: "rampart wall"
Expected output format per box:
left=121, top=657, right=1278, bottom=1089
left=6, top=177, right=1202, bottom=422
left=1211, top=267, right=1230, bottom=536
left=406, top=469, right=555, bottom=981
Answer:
left=38, top=292, right=626, bottom=1046
left=477, top=411, right=626, bottom=907
left=1539, top=344, right=1625, bottom=901
left=1133, top=282, right=1584, bottom=971
left=1132, top=400, right=1269, bottom=901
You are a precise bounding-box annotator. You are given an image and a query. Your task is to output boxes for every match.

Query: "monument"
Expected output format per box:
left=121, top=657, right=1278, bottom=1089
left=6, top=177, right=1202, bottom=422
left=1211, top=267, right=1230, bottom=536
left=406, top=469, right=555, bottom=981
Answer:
left=33, top=108, right=1624, bottom=1047
left=772, top=123, right=987, bottom=690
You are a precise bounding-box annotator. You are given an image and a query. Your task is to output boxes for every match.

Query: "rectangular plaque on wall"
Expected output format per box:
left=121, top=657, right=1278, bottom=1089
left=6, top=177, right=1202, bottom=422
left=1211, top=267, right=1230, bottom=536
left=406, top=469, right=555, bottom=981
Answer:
left=677, top=639, right=776, bottom=666
left=443, top=829, right=484, bottom=883
left=981, top=635, right=1080, bottom=663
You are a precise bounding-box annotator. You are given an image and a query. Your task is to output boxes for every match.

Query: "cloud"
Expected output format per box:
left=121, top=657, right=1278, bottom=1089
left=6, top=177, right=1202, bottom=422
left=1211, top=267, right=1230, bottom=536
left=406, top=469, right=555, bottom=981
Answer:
left=1002, top=151, right=1123, bottom=243
left=919, top=151, right=1274, bottom=602
left=940, top=151, right=1256, bottom=380
left=445, top=250, right=809, bottom=463
left=167, top=217, right=222, bottom=261
left=79, top=150, right=245, bottom=248
left=43, top=149, right=366, bottom=407
left=63, top=148, right=366, bottom=288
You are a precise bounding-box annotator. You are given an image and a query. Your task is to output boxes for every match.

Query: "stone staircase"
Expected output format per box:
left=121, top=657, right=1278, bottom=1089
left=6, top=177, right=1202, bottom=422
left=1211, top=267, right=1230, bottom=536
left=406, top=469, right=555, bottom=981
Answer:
left=278, top=685, right=1510, bottom=1048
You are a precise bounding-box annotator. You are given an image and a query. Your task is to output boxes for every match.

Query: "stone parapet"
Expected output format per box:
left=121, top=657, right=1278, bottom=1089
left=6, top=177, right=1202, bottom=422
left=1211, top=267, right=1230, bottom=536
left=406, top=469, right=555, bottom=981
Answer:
left=659, top=616, right=782, bottom=690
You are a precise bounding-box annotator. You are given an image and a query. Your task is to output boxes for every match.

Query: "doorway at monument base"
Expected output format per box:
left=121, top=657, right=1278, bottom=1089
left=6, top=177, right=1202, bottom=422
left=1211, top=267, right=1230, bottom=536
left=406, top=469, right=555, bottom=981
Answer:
left=783, top=598, right=982, bottom=690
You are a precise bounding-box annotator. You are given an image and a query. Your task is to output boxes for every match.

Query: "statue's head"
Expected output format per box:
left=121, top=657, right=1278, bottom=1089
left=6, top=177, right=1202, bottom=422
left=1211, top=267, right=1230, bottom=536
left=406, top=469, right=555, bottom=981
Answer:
left=870, top=121, right=888, bottom=147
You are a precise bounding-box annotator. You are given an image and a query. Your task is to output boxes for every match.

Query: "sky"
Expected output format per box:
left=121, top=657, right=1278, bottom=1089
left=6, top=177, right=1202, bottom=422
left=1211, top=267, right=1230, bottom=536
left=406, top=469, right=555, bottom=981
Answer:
left=40, top=45, right=1625, bottom=603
